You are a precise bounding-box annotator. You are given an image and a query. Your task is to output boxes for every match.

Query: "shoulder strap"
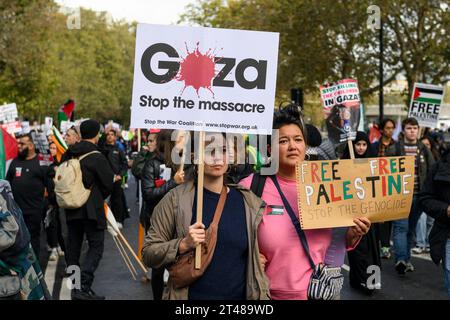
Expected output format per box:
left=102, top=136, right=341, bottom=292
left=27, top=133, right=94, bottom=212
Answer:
left=269, top=175, right=316, bottom=269
left=250, top=173, right=267, bottom=198
left=78, top=150, right=101, bottom=161
left=211, top=186, right=227, bottom=226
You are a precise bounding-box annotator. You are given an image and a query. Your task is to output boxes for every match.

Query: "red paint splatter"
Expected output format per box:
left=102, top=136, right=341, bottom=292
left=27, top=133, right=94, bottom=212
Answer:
left=175, top=42, right=216, bottom=97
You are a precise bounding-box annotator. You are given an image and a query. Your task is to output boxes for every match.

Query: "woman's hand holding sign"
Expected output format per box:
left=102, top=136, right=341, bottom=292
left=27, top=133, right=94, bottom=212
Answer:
left=346, top=217, right=371, bottom=248
left=179, top=222, right=206, bottom=255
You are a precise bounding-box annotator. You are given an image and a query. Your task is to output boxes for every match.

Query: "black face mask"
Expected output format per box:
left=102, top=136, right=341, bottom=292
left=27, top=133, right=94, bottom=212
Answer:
left=18, top=147, right=29, bottom=159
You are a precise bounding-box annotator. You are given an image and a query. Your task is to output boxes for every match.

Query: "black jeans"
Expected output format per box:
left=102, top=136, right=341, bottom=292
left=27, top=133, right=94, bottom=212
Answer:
left=23, top=213, right=42, bottom=259
left=111, top=181, right=126, bottom=223
left=66, top=219, right=104, bottom=290
left=152, top=268, right=165, bottom=300
left=376, top=222, right=392, bottom=248
left=45, top=208, right=65, bottom=251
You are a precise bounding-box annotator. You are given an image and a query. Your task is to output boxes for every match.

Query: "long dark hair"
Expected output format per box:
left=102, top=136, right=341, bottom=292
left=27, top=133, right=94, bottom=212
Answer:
left=155, top=130, right=178, bottom=171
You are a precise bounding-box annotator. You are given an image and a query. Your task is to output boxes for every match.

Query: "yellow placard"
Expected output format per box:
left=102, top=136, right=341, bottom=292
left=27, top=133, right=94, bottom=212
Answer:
left=296, top=156, right=415, bottom=229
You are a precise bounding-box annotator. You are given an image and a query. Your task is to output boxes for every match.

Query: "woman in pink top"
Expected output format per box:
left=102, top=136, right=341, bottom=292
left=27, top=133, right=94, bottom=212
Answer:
left=240, top=105, right=371, bottom=300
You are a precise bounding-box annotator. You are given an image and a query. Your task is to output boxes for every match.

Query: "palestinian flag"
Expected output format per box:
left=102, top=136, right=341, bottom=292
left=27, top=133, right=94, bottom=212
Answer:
left=50, top=126, right=68, bottom=163
left=58, top=99, right=75, bottom=123
left=267, top=205, right=284, bottom=215
left=412, top=84, right=444, bottom=105
left=0, top=127, right=18, bottom=179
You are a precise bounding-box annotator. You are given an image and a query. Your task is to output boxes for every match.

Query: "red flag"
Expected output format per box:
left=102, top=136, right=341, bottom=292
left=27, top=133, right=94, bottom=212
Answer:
left=369, top=125, right=381, bottom=143
left=58, top=99, right=75, bottom=121
left=1, top=127, right=18, bottom=160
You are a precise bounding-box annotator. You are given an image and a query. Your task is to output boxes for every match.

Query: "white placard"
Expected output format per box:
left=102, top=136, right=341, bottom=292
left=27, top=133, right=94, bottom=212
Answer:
left=408, top=83, right=445, bottom=128
left=131, top=24, right=279, bottom=134
left=20, top=121, right=30, bottom=134
left=0, top=103, right=18, bottom=123
left=2, top=121, right=22, bottom=135
left=60, top=120, right=75, bottom=134
left=45, top=117, right=53, bottom=130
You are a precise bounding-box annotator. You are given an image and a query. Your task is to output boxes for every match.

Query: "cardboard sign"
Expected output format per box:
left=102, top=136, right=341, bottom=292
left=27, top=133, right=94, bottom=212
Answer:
left=296, top=157, right=415, bottom=229
left=0, top=103, right=18, bottom=124
left=320, top=79, right=361, bottom=144
left=408, top=83, right=445, bottom=128
left=130, top=24, right=279, bottom=134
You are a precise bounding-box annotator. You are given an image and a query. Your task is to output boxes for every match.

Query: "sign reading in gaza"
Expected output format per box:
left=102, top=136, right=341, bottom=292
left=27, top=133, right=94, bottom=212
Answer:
left=296, top=157, right=414, bottom=229
left=408, top=83, right=445, bottom=128
left=130, top=24, right=279, bottom=134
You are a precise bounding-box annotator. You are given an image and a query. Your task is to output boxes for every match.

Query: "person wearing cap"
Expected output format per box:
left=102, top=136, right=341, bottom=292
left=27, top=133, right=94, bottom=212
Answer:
left=61, top=119, right=114, bottom=300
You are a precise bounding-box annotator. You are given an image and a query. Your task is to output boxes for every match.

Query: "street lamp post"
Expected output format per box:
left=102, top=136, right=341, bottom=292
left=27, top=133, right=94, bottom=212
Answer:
left=379, top=19, right=384, bottom=124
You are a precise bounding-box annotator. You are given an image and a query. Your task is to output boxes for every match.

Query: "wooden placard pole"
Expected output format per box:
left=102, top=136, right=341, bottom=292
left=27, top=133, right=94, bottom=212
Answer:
left=348, top=139, right=355, bottom=160
left=195, top=131, right=206, bottom=270
left=137, top=128, right=144, bottom=261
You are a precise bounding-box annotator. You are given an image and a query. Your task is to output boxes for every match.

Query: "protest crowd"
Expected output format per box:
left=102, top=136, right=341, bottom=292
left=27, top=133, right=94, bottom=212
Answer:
left=1, top=99, right=449, bottom=301
left=0, top=7, right=449, bottom=303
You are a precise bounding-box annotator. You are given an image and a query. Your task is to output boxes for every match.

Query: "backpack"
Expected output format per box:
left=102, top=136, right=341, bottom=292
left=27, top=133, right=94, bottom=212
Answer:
left=0, top=181, right=30, bottom=259
left=54, top=151, right=100, bottom=209
left=250, top=172, right=268, bottom=198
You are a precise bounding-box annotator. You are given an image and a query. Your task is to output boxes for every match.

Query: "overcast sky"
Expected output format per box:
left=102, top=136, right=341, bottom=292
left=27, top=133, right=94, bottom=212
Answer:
left=55, top=0, right=195, bottom=24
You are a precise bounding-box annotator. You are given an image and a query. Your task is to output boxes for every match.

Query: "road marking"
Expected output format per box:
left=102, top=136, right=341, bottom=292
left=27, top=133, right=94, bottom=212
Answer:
left=411, top=253, right=433, bottom=262
left=59, top=277, right=71, bottom=300
left=44, top=256, right=57, bottom=298
left=342, top=264, right=350, bottom=271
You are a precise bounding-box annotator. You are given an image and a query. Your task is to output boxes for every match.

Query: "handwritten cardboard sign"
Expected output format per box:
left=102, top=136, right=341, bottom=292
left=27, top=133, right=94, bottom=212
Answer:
left=296, top=156, right=415, bottom=229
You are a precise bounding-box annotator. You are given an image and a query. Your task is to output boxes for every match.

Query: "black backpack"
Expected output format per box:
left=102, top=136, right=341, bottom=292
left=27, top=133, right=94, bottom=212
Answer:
left=250, top=172, right=269, bottom=198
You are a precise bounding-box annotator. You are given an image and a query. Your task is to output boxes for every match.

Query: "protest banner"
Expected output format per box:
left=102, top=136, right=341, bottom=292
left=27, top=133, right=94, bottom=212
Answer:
left=0, top=103, right=18, bottom=124
left=130, top=23, right=279, bottom=135
left=45, top=117, right=53, bottom=132
left=296, top=156, right=415, bottom=229
left=1, top=121, right=22, bottom=135
left=131, top=24, right=279, bottom=268
left=408, top=83, right=445, bottom=128
left=31, top=131, right=50, bottom=155
left=60, top=120, right=75, bottom=134
left=320, top=79, right=361, bottom=145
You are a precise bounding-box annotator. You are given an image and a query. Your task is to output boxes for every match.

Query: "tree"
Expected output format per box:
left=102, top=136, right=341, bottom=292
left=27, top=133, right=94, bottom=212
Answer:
left=181, top=0, right=450, bottom=124
left=0, top=1, right=136, bottom=126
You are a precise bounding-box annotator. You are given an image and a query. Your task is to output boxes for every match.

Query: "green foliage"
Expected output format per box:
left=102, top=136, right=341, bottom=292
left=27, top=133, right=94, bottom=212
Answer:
left=0, top=1, right=136, bottom=126
left=181, top=0, right=450, bottom=125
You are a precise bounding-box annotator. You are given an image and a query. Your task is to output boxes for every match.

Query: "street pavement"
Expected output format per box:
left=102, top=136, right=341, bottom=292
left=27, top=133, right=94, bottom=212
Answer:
left=39, top=173, right=448, bottom=300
